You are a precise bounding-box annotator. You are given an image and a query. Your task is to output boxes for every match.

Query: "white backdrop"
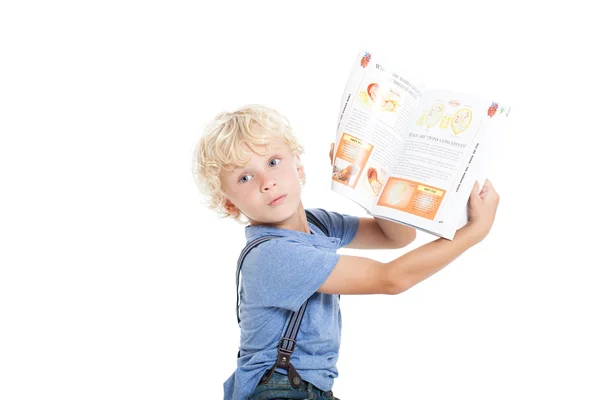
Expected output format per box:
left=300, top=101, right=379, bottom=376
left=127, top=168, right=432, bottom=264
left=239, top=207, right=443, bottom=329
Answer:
left=1, top=1, right=598, bottom=399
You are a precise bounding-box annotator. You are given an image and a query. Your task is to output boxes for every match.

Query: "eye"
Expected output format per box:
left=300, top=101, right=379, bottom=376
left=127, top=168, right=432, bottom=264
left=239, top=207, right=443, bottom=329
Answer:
left=269, top=158, right=281, bottom=167
left=239, top=174, right=253, bottom=184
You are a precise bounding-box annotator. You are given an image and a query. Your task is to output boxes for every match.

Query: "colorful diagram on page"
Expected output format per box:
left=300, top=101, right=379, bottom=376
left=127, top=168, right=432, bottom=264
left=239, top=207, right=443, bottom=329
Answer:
left=425, top=103, right=445, bottom=128
left=358, top=82, right=401, bottom=113
left=359, top=160, right=387, bottom=197
left=415, top=100, right=474, bottom=135
left=377, top=178, right=445, bottom=220
left=450, top=108, right=472, bottom=135
left=332, top=133, right=374, bottom=189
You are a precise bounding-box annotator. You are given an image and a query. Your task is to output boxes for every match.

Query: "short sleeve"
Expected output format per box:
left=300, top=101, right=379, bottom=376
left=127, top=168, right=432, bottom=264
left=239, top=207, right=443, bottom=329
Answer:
left=306, top=208, right=359, bottom=247
left=241, top=238, right=341, bottom=312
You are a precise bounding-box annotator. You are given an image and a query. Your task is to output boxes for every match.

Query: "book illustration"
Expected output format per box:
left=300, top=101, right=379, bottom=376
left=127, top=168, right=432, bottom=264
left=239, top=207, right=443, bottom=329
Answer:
left=425, top=103, right=445, bottom=128
left=358, top=82, right=401, bottom=112
left=360, top=52, right=372, bottom=68
left=333, top=162, right=359, bottom=185
left=438, top=115, right=452, bottom=129
left=366, top=167, right=383, bottom=195
left=359, top=161, right=386, bottom=196
left=488, top=102, right=499, bottom=118
left=377, top=178, right=446, bottom=221
left=416, top=100, right=459, bottom=131
left=416, top=100, right=482, bottom=137
left=380, top=179, right=414, bottom=208
left=331, top=133, right=373, bottom=189
left=451, top=108, right=472, bottom=135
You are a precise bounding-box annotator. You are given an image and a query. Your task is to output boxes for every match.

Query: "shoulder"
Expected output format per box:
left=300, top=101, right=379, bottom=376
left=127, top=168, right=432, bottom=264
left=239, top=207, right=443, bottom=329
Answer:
left=241, top=234, right=340, bottom=277
left=306, top=208, right=359, bottom=246
left=242, top=237, right=313, bottom=273
left=244, top=236, right=299, bottom=259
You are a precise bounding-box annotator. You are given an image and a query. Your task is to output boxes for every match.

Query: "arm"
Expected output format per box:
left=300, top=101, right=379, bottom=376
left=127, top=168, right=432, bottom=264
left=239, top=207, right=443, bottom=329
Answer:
left=319, top=180, right=499, bottom=295
left=346, top=217, right=416, bottom=250
left=320, top=223, right=479, bottom=295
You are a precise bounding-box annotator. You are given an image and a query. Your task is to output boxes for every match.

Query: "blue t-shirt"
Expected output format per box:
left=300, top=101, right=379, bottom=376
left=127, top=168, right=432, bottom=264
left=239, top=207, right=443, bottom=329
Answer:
left=223, top=208, right=359, bottom=400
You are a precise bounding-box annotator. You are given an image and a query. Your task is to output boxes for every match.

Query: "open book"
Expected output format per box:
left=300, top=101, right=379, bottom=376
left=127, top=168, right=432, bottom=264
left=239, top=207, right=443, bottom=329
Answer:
left=331, top=50, right=511, bottom=240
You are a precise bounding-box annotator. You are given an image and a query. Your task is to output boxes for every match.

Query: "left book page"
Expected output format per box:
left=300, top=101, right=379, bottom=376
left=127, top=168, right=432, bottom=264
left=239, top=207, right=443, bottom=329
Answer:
left=331, top=50, right=423, bottom=214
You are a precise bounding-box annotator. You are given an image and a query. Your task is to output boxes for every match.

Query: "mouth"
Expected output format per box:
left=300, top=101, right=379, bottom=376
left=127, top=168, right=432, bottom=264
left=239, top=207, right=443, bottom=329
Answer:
left=269, top=195, right=287, bottom=206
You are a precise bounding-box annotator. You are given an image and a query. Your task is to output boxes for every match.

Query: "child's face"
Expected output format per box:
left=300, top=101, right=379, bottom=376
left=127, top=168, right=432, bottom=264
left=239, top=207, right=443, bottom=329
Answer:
left=219, top=137, right=305, bottom=227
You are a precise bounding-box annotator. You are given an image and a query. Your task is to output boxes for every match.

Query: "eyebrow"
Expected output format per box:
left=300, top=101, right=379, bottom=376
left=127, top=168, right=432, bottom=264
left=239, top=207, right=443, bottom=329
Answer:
left=230, top=145, right=285, bottom=171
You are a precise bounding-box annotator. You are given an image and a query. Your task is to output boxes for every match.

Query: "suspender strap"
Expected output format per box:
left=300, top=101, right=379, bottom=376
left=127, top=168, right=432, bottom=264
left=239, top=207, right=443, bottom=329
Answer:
left=260, top=299, right=308, bottom=388
left=280, top=300, right=308, bottom=352
left=306, top=210, right=329, bottom=237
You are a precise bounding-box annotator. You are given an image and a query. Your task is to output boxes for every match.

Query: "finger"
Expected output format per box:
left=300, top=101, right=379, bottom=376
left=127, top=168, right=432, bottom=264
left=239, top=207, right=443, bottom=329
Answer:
left=482, top=179, right=495, bottom=192
left=481, top=179, right=497, bottom=199
left=472, top=180, right=480, bottom=195
left=479, top=184, right=489, bottom=199
left=470, top=181, right=480, bottom=202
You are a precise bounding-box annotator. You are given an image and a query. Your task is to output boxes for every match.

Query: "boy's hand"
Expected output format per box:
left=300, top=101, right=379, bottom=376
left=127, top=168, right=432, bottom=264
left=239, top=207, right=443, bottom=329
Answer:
left=464, top=179, right=500, bottom=242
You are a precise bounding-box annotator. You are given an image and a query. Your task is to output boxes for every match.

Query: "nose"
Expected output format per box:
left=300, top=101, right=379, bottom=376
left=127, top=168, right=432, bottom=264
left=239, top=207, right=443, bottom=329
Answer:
left=260, top=175, right=277, bottom=192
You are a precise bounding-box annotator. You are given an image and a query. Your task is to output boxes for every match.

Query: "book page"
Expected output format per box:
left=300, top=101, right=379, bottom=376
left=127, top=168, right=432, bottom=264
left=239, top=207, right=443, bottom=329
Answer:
left=451, top=103, right=510, bottom=229
left=371, top=90, right=510, bottom=239
left=331, top=50, right=423, bottom=213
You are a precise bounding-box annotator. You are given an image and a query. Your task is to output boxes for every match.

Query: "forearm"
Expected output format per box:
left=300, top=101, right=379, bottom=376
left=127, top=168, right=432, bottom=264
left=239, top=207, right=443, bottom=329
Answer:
left=386, top=224, right=481, bottom=293
left=374, top=216, right=417, bottom=247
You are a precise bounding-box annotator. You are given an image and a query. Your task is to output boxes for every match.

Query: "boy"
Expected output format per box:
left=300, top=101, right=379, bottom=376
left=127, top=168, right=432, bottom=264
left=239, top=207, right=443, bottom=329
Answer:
left=192, top=105, right=499, bottom=400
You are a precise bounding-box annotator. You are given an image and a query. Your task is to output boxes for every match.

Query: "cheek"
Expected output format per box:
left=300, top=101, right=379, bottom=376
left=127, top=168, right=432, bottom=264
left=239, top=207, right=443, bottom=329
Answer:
left=224, top=183, right=252, bottom=204
left=234, top=187, right=256, bottom=204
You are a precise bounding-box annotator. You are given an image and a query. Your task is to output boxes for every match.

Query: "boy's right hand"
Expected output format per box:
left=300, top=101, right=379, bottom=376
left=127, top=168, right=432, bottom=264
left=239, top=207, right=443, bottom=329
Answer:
left=464, top=179, right=500, bottom=242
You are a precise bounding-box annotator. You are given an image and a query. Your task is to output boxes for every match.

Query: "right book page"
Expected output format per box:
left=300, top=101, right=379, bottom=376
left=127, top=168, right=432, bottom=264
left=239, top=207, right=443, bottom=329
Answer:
left=370, top=89, right=511, bottom=239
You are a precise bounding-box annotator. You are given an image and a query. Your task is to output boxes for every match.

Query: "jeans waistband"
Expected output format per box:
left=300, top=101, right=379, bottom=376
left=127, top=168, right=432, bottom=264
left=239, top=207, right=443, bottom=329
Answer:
left=267, top=371, right=335, bottom=398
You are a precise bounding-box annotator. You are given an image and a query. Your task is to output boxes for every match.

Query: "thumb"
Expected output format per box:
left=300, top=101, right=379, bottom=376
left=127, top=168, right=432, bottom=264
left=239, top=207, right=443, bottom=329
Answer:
left=470, top=181, right=481, bottom=203
left=471, top=181, right=480, bottom=197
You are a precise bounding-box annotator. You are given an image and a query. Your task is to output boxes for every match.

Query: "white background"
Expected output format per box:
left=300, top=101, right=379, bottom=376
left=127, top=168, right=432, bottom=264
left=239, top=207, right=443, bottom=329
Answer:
left=1, top=1, right=598, bottom=399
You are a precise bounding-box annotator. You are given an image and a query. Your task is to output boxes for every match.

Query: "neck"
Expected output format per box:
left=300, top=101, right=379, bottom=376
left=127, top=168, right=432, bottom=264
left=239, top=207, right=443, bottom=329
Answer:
left=249, top=201, right=310, bottom=233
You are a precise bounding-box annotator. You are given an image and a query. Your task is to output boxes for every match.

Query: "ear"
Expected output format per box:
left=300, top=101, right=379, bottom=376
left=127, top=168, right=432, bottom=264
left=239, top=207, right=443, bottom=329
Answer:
left=295, top=154, right=305, bottom=180
left=223, top=199, right=240, bottom=216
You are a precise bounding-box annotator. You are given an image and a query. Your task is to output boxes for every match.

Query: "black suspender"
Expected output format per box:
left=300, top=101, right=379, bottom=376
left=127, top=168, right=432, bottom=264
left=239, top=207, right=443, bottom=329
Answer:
left=235, top=210, right=329, bottom=388
left=306, top=210, right=329, bottom=237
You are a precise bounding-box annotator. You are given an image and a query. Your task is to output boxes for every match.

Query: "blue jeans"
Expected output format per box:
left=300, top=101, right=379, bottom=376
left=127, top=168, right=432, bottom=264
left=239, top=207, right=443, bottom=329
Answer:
left=247, top=371, right=339, bottom=400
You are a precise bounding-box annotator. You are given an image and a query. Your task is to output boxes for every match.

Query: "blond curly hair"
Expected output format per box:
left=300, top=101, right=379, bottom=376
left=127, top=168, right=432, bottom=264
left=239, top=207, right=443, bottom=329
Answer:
left=191, top=104, right=305, bottom=222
